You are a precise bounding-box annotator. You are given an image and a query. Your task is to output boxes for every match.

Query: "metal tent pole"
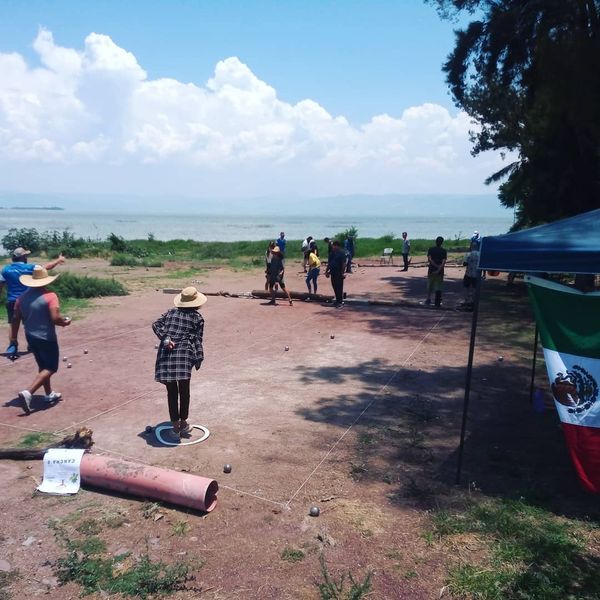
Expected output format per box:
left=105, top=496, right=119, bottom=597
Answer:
left=528, top=324, right=539, bottom=403
left=455, top=272, right=482, bottom=485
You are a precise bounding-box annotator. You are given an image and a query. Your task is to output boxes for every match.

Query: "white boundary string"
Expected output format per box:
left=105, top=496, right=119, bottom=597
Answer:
left=285, top=311, right=448, bottom=508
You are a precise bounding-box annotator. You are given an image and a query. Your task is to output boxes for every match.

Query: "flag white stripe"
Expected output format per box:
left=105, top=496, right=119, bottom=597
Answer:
left=543, top=348, right=600, bottom=428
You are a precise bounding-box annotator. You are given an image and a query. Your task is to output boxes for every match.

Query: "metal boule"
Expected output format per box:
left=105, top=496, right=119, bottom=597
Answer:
left=223, top=464, right=232, bottom=474
left=309, top=506, right=320, bottom=517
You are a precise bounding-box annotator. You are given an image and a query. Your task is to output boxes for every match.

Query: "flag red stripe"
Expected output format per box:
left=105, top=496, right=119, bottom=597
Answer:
left=562, top=423, right=600, bottom=493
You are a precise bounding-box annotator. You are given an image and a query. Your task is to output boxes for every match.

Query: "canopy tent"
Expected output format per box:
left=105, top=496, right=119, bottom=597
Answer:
left=456, top=207, right=600, bottom=484
left=478, top=208, right=600, bottom=274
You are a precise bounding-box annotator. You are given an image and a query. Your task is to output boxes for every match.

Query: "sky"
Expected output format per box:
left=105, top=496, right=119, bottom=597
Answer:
left=0, top=0, right=509, bottom=200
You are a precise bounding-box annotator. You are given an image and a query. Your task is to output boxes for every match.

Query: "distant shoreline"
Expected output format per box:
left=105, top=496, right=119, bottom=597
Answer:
left=0, top=206, right=64, bottom=211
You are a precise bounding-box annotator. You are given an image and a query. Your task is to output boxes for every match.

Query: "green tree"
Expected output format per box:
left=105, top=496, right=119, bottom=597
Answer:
left=430, top=0, right=600, bottom=228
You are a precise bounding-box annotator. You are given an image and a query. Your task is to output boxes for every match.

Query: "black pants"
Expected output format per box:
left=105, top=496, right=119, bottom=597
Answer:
left=402, top=253, right=409, bottom=270
left=165, top=379, right=190, bottom=422
left=330, top=272, right=344, bottom=304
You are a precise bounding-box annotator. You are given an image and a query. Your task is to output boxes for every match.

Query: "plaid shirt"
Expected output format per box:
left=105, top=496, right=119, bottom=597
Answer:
left=153, top=307, right=204, bottom=382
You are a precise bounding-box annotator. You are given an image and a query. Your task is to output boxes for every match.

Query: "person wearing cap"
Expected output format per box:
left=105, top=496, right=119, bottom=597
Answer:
left=266, top=246, right=293, bottom=306
left=275, top=231, right=286, bottom=257
left=1, top=247, right=65, bottom=355
left=11, top=266, right=71, bottom=414
left=152, top=286, right=207, bottom=441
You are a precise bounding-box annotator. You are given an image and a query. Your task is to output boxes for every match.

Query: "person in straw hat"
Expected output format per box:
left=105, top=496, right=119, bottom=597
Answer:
left=152, top=286, right=207, bottom=441
left=11, top=265, right=71, bottom=414
left=1, top=247, right=65, bottom=356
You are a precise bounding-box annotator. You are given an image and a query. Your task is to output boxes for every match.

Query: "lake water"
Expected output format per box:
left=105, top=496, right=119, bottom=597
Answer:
left=0, top=195, right=515, bottom=242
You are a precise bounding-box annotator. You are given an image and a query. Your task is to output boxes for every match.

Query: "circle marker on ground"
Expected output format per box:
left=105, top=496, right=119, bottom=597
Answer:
left=155, top=424, right=210, bottom=446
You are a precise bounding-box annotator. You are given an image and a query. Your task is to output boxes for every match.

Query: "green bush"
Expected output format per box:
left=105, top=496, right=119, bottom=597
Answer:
left=142, top=258, right=164, bottom=268
left=108, top=233, right=127, bottom=253
left=2, top=228, right=41, bottom=253
left=110, top=254, right=140, bottom=267
left=52, top=272, right=127, bottom=298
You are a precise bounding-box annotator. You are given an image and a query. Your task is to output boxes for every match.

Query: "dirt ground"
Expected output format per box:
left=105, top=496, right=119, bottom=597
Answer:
left=0, top=258, right=595, bottom=599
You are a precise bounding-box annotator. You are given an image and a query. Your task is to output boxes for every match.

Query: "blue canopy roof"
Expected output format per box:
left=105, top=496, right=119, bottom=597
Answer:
left=479, top=208, right=600, bottom=274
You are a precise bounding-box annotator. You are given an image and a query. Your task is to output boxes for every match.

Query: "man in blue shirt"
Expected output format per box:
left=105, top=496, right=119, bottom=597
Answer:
left=275, top=231, right=286, bottom=256
left=0, top=248, right=65, bottom=355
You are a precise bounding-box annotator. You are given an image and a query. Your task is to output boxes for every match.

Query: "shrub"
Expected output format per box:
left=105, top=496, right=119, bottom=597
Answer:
left=52, top=272, right=127, bottom=298
left=2, top=228, right=41, bottom=253
left=110, top=254, right=140, bottom=267
left=142, top=258, right=164, bottom=268
left=108, top=233, right=127, bottom=253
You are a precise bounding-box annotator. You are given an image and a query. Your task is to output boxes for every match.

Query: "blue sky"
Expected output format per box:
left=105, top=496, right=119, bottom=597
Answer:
left=0, top=1, right=457, bottom=123
left=0, top=1, right=506, bottom=199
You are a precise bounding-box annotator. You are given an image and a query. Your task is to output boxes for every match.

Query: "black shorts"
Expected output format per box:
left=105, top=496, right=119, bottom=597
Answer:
left=269, top=277, right=286, bottom=289
left=27, top=336, right=59, bottom=372
left=463, top=275, right=477, bottom=288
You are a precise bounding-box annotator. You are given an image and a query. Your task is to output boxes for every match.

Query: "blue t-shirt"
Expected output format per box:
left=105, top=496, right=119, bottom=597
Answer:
left=0, top=262, right=36, bottom=302
left=276, top=238, right=286, bottom=253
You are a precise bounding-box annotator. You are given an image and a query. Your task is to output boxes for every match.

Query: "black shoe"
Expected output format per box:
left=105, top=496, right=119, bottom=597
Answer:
left=267, top=299, right=276, bottom=305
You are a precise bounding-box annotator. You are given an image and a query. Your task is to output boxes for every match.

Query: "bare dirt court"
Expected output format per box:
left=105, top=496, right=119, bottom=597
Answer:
left=0, top=261, right=580, bottom=599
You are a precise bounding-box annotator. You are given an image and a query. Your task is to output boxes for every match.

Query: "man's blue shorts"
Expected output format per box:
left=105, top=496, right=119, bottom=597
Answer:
left=26, top=336, right=59, bottom=372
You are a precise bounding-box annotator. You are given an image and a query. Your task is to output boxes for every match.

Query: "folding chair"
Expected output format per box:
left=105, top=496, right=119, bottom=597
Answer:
left=380, top=247, right=394, bottom=265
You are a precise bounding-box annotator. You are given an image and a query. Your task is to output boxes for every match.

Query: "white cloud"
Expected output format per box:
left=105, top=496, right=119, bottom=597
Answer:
left=0, top=31, right=508, bottom=195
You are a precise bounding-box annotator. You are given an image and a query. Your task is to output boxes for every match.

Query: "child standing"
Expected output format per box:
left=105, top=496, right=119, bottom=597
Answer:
left=153, top=287, right=207, bottom=440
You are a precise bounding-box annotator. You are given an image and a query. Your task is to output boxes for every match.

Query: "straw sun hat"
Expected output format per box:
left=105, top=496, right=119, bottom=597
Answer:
left=19, top=265, right=59, bottom=288
left=174, top=286, right=208, bottom=309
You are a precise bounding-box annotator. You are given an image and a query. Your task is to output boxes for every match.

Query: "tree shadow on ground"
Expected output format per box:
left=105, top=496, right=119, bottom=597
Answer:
left=297, top=283, right=600, bottom=519
left=295, top=274, right=600, bottom=598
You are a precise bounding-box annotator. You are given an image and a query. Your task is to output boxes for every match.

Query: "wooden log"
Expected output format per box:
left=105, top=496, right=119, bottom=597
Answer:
left=0, top=427, right=94, bottom=460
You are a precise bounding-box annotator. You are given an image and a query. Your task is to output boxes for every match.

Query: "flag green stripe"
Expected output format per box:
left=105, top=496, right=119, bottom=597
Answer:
left=527, top=282, right=600, bottom=359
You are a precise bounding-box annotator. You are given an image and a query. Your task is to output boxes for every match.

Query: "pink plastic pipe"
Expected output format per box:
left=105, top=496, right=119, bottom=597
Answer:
left=80, top=454, right=218, bottom=512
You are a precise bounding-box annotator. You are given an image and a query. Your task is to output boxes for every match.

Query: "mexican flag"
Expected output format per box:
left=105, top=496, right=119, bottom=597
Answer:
left=527, top=276, right=600, bottom=493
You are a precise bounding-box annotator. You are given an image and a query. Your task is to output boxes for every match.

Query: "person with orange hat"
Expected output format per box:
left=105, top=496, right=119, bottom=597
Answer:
left=11, top=265, right=71, bottom=414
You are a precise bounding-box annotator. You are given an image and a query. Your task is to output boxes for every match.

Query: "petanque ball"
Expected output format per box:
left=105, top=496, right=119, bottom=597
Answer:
left=498, top=356, right=504, bottom=362
left=285, top=346, right=289, bottom=351
left=83, top=349, right=88, bottom=355
left=154, top=344, right=159, bottom=349
left=145, top=425, right=153, bottom=434
left=309, top=506, right=320, bottom=517
left=62, top=356, right=68, bottom=362
left=330, top=334, right=335, bottom=339
left=67, top=363, right=72, bottom=368
left=223, top=464, right=232, bottom=474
